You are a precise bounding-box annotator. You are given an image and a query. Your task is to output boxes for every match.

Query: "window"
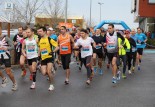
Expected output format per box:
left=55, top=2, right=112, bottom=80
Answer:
left=149, top=0, right=155, bottom=3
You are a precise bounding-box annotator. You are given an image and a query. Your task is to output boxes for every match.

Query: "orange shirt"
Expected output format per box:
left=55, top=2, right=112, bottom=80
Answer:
left=58, top=34, right=72, bottom=55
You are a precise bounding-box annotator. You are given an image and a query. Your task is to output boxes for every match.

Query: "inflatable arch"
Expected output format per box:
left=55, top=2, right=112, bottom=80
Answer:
left=94, top=20, right=131, bottom=31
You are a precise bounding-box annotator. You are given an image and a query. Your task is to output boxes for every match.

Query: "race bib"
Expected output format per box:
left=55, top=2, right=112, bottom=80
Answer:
left=61, top=46, right=68, bottom=51
left=41, top=48, right=48, bottom=55
left=107, top=43, right=116, bottom=49
left=82, top=46, right=90, bottom=51
left=27, top=45, right=35, bottom=52
left=132, top=47, right=136, bottom=52
left=0, top=50, right=5, bottom=54
left=96, top=46, right=101, bottom=49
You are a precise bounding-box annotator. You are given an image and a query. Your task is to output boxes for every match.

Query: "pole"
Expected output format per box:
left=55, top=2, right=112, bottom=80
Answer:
left=98, top=2, right=104, bottom=23
left=65, top=0, right=68, bottom=26
left=90, top=0, right=92, bottom=27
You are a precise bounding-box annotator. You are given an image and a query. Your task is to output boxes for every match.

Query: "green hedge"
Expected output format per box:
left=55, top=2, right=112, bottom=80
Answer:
left=146, top=38, right=155, bottom=48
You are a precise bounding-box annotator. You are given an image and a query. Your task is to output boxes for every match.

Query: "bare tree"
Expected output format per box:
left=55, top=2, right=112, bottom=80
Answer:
left=12, top=0, right=45, bottom=25
left=44, top=0, right=64, bottom=27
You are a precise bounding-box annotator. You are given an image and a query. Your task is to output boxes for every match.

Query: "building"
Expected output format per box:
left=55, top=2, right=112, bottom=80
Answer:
left=35, top=14, right=85, bottom=28
left=131, top=0, right=155, bottom=32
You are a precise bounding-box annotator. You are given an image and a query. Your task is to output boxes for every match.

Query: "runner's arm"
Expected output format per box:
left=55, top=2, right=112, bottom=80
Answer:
left=5, top=36, right=14, bottom=51
left=22, top=40, right=26, bottom=57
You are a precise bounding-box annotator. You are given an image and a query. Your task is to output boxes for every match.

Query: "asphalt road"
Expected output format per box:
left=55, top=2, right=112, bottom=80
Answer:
left=0, top=53, right=155, bottom=107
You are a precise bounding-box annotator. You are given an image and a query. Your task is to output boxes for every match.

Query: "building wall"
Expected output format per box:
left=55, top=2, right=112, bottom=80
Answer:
left=139, top=0, right=155, bottom=17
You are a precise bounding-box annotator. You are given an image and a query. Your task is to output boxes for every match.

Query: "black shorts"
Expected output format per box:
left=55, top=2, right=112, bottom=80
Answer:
left=61, top=54, right=71, bottom=70
left=137, top=48, right=143, bottom=55
left=0, top=59, right=11, bottom=67
left=41, top=57, right=53, bottom=66
left=107, top=52, right=118, bottom=62
left=27, top=57, right=38, bottom=65
left=81, top=55, right=92, bottom=66
left=93, top=52, right=103, bottom=59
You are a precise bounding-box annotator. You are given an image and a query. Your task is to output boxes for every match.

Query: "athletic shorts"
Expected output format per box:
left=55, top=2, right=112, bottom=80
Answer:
left=61, top=54, right=71, bottom=70
left=93, top=52, right=103, bottom=59
left=137, top=48, right=143, bottom=55
left=0, top=58, right=11, bottom=67
left=81, top=55, right=92, bottom=66
left=107, top=52, right=118, bottom=62
left=41, top=57, right=53, bottom=66
left=27, top=57, right=38, bottom=65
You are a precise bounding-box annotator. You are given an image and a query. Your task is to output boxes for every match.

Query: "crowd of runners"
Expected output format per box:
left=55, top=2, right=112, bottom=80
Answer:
left=0, top=24, right=147, bottom=91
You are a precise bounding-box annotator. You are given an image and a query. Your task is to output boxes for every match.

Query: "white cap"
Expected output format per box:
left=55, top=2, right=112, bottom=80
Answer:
left=48, top=27, right=53, bottom=31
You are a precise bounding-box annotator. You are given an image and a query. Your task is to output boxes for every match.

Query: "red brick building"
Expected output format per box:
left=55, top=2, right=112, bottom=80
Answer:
left=131, top=0, right=155, bottom=32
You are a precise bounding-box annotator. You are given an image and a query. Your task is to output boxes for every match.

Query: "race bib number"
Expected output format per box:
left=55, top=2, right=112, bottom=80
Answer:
left=41, top=48, right=48, bottom=55
left=96, top=46, right=101, bottom=49
left=107, top=43, right=115, bottom=49
left=27, top=45, right=35, bottom=52
left=0, top=50, right=5, bottom=54
left=132, top=47, right=136, bottom=52
left=82, top=46, right=90, bottom=51
left=61, top=46, right=68, bottom=51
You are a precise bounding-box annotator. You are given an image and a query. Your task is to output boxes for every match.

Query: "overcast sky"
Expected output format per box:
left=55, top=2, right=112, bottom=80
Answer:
left=67, top=0, right=138, bottom=29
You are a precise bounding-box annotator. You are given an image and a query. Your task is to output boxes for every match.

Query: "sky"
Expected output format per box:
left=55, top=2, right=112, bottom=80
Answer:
left=0, top=0, right=138, bottom=29
left=67, top=0, right=138, bottom=29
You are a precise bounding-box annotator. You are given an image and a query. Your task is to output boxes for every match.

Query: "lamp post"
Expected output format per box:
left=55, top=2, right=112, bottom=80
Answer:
left=98, top=2, right=104, bottom=22
left=89, top=0, right=92, bottom=27
left=65, top=0, right=68, bottom=26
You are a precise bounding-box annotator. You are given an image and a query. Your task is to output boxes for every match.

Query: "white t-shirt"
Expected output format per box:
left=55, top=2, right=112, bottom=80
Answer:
left=75, top=37, right=94, bottom=58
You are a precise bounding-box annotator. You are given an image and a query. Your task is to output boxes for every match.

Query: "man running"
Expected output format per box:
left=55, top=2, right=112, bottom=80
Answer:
left=92, top=28, right=104, bottom=75
left=38, top=27, right=58, bottom=91
left=0, top=30, right=17, bottom=91
left=130, top=29, right=138, bottom=72
left=58, top=26, right=74, bottom=85
left=103, top=24, right=125, bottom=84
left=22, top=28, right=38, bottom=89
left=136, top=27, right=147, bottom=70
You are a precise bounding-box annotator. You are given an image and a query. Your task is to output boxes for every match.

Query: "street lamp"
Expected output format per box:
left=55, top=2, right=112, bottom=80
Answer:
left=90, top=0, right=92, bottom=27
left=65, top=0, right=68, bottom=26
left=98, top=2, right=104, bottom=22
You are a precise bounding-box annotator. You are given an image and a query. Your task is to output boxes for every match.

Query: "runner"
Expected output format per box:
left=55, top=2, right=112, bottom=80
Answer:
left=0, top=31, right=17, bottom=91
left=38, top=27, right=58, bottom=91
left=13, top=26, right=23, bottom=64
left=92, top=28, right=104, bottom=75
left=130, top=29, right=138, bottom=72
left=125, top=29, right=137, bottom=74
left=103, top=24, right=125, bottom=84
left=58, top=26, right=74, bottom=85
left=20, top=28, right=28, bottom=78
left=22, top=28, right=38, bottom=89
left=117, top=30, right=130, bottom=79
left=136, top=27, right=147, bottom=70
left=74, top=29, right=95, bottom=85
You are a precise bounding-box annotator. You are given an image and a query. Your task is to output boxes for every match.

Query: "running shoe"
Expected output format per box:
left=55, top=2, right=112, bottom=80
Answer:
left=1, top=77, right=8, bottom=88
left=112, top=77, right=117, bottom=84
left=122, top=73, right=127, bottom=79
left=21, top=70, right=27, bottom=77
left=86, top=79, right=90, bottom=85
left=12, top=83, right=17, bottom=91
left=98, top=69, right=103, bottom=75
left=30, top=82, right=36, bottom=89
left=64, top=80, right=69, bottom=85
left=138, top=66, right=141, bottom=71
left=48, top=85, right=54, bottom=91
left=93, top=66, right=97, bottom=73
left=117, top=71, right=121, bottom=81
left=128, top=70, right=132, bottom=75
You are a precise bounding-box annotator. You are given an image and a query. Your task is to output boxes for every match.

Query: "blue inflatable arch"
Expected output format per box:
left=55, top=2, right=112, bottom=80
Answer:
left=94, top=20, right=131, bottom=31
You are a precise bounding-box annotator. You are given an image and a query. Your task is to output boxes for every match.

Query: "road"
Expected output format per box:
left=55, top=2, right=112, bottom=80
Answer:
left=0, top=53, right=155, bottom=107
